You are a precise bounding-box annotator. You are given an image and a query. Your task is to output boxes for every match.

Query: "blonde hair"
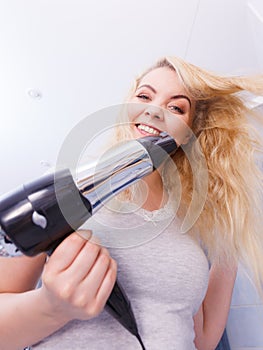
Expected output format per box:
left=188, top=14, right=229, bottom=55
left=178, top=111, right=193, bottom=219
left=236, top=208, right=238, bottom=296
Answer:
left=115, top=56, right=263, bottom=293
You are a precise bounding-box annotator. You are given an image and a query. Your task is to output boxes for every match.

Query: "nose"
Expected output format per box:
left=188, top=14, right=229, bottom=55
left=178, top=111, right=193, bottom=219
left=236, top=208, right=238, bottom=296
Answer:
left=144, top=105, right=164, bottom=121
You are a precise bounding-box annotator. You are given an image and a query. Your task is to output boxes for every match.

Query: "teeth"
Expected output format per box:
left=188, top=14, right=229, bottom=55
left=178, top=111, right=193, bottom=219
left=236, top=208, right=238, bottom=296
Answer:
left=137, top=124, right=159, bottom=135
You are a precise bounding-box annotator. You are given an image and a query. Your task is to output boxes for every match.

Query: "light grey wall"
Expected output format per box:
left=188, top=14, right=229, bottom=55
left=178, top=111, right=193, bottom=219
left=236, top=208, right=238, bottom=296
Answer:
left=227, top=264, right=263, bottom=349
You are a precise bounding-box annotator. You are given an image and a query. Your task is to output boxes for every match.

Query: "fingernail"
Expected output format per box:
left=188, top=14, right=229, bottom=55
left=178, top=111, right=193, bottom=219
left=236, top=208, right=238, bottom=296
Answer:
left=77, top=230, right=92, bottom=241
left=89, top=236, right=101, bottom=245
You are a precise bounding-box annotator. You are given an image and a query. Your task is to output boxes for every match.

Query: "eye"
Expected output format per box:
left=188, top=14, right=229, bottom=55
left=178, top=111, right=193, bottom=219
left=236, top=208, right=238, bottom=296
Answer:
left=136, top=94, right=151, bottom=101
left=168, top=105, right=184, bottom=114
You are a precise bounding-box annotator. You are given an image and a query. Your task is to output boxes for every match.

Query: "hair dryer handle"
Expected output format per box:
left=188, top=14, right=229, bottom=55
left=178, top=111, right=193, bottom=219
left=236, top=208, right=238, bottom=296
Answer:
left=106, top=280, right=138, bottom=336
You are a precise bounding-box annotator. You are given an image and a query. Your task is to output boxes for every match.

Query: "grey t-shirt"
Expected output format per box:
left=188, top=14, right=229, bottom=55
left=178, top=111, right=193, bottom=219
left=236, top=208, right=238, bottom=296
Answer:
left=32, top=199, right=209, bottom=350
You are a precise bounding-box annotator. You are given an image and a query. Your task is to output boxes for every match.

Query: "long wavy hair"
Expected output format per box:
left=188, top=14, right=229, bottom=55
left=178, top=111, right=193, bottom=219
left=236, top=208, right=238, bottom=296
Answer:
left=114, top=56, right=263, bottom=294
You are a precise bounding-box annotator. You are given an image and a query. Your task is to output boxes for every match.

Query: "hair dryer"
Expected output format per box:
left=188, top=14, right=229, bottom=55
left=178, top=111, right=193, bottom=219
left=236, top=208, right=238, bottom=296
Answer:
left=0, top=132, right=177, bottom=349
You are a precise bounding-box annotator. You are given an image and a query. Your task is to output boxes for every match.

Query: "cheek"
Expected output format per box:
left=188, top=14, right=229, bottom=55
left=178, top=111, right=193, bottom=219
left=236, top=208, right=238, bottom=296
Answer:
left=127, top=102, right=145, bottom=122
left=166, top=116, right=192, bottom=145
left=183, top=114, right=193, bottom=128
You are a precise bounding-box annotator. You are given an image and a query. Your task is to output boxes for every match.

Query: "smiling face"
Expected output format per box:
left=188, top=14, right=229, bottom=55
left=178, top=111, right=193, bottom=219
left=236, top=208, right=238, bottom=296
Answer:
left=128, top=67, right=195, bottom=145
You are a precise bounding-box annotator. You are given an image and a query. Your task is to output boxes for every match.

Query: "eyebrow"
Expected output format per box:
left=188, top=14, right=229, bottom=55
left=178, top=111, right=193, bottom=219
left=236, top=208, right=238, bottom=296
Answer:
left=137, top=84, right=192, bottom=108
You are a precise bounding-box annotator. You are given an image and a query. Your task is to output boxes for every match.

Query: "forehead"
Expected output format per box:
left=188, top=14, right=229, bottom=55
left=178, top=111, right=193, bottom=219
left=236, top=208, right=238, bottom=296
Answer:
left=138, top=67, right=186, bottom=94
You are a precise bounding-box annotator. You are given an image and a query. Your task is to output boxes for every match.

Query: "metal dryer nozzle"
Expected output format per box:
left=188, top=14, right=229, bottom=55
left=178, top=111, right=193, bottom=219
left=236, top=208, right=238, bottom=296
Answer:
left=0, top=133, right=177, bottom=349
left=77, top=132, right=177, bottom=214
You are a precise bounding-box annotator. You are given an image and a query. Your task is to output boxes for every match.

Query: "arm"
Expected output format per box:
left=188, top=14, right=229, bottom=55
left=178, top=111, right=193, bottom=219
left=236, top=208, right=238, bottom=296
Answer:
left=0, top=232, right=117, bottom=350
left=0, top=254, right=46, bottom=292
left=194, top=262, right=237, bottom=350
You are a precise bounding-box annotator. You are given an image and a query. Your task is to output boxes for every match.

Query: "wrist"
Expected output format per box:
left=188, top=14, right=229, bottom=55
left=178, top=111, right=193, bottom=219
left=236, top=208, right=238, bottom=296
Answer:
left=33, top=288, right=71, bottom=328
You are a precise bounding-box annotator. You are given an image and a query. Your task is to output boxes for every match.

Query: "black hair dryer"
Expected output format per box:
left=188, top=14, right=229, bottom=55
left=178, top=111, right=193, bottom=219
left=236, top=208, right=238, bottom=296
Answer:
left=0, top=132, right=177, bottom=349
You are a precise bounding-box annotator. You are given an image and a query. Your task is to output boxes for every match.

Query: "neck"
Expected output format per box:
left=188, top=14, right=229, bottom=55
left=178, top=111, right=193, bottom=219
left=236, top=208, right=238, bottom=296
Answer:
left=136, top=170, right=168, bottom=211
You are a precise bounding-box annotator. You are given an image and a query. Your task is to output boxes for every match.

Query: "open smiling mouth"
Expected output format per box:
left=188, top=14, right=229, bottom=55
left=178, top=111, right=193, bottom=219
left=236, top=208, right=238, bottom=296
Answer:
left=135, top=123, right=161, bottom=136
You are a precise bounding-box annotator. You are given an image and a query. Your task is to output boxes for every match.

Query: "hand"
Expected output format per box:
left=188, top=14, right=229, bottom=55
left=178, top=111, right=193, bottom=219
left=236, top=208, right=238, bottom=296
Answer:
left=39, top=231, right=117, bottom=323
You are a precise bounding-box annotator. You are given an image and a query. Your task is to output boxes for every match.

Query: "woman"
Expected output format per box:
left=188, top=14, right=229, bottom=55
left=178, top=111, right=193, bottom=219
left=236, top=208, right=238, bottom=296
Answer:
left=0, top=56, right=262, bottom=350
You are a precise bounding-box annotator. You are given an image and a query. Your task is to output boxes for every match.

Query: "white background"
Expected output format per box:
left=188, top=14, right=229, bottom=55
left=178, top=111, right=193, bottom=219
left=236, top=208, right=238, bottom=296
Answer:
left=0, top=0, right=263, bottom=194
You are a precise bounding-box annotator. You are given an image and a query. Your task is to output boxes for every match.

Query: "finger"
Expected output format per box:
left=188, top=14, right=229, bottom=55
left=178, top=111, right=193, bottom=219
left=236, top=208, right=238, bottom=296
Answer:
left=95, top=258, right=117, bottom=305
left=61, top=242, right=106, bottom=283
left=81, top=248, right=112, bottom=297
left=89, top=235, right=101, bottom=246
left=47, top=232, right=89, bottom=272
left=76, top=229, right=93, bottom=241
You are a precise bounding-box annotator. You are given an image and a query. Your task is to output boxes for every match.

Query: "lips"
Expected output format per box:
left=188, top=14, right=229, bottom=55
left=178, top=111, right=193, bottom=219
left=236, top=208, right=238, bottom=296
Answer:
left=135, top=123, right=161, bottom=136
